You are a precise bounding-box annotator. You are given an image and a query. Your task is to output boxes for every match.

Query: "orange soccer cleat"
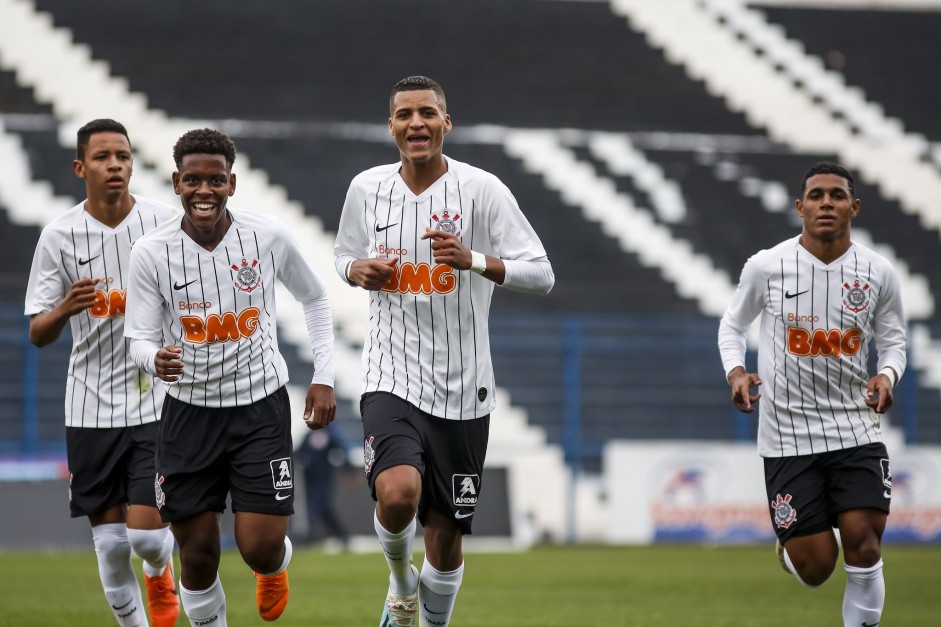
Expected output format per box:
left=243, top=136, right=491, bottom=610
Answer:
left=254, top=569, right=290, bottom=621
left=144, top=561, right=180, bottom=627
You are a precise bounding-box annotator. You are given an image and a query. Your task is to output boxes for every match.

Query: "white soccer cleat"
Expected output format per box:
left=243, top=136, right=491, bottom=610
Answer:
left=379, top=565, right=418, bottom=627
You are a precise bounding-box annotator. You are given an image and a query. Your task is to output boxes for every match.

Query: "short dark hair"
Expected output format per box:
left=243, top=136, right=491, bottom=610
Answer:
left=172, top=128, right=237, bottom=169
left=76, top=119, right=130, bottom=160
left=800, top=162, right=856, bottom=198
left=389, top=75, right=447, bottom=112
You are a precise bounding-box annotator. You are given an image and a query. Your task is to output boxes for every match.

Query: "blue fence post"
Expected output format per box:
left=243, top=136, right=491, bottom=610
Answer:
left=901, top=338, right=918, bottom=445
left=562, top=316, right=582, bottom=544
left=22, top=316, right=39, bottom=455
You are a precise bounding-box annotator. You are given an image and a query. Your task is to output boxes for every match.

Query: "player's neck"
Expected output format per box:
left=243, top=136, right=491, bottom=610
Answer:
left=83, top=191, right=135, bottom=229
left=399, top=156, right=448, bottom=196
left=798, top=233, right=851, bottom=265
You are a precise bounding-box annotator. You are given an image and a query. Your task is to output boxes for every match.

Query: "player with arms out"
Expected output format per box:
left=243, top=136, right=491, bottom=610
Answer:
left=124, top=128, right=336, bottom=626
left=718, top=162, right=906, bottom=627
left=24, top=118, right=179, bottom=627
left=335, top=75, right=554, bottom=627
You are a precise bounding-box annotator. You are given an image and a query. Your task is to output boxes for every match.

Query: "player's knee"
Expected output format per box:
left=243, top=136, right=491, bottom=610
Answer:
left=377, top=483, right=420, bottom=517
left=238, top=536, right=285, bottom=573
left=92, top=525, right=132, bottom=574
left=796, top=559, right=836, bottom=587
left=126, top=527, right=173, bottom=564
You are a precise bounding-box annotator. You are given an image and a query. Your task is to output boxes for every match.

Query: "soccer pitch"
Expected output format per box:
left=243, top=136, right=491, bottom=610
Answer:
left=0, top=544, right=937, bottom=626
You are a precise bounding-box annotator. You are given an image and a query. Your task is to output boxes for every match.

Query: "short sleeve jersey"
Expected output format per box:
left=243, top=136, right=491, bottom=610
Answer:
left=334, top=157, right=549, bottom=420
left=124, top=208, right=328, bottom=408
left=718, top=236, right=907, bottom=457
left=24, top=196, right=173, bottom=428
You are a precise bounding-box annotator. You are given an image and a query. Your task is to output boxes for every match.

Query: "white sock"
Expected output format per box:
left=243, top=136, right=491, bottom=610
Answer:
left=127, top=527, right=174, bottom=577
left=180, top=574, right=227, bottom=627
left=374, top=511, right=418, bottom=594
left=418, top=557, right=463, bottom=627
left=257, top=536, right=293, bottom=577
left=92, top=523, right=149, bottom=627
left=843, top=560, right=884, bottom=627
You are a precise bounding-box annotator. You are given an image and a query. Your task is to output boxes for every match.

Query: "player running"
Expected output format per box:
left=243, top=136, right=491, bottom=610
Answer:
left=718, top=162, right=906, bottom=627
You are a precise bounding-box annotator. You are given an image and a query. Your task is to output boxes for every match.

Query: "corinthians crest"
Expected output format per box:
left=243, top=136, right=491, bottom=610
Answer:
left=842, top=279, right=870, bottom=313
left=431, top=209, right=461, bottom=235
left=771, top=493, right=797, bottom=529
left=232, top=258, right=262, bottom=293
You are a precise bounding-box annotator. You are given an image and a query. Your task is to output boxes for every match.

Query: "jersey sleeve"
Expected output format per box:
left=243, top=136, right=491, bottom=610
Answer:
left=123, top=241, right=165, bottom=343
left=872, top=260, right=907, bottom=381
left=270, top=218, right=328, bottom=301
left=333, top=178, right=370, bottom=283
left=24, top=229, right=66, bottom=315
left=717, top=253, right=766, bottom=377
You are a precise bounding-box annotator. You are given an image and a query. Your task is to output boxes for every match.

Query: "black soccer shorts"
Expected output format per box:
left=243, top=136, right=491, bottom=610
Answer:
left=360, top=391, right=490, bottom=534
left=155, top=386, right=295, bottom=523
left=763, top=442, right=891, bottom=541
left=66, top=422, right=160, bottom=518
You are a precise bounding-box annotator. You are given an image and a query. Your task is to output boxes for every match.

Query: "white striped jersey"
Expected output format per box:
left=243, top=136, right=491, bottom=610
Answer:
left=124, top=208, right=329, bottom=407
left=334, top=157, right=550, bottom=420
left=24, top=196, right=173, bottom=428
left=718, top=236, right=907, bottom=458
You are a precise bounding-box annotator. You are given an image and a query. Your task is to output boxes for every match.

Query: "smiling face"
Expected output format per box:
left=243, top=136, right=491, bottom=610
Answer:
left=172, top=153, right=235, bottom=246
left=73, top=131, right=133, bottom=201
left=388, top=89, right=451, bottom=167
left=796, top=172, right=860, bottom=245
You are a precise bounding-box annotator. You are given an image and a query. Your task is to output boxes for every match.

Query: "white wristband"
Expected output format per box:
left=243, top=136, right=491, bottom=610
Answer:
left=469, top=250, right=487, bottom=274
left=879, top=367, right=898, bottom=388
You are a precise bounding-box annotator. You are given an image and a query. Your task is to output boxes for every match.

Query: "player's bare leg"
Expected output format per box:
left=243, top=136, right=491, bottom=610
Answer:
left=418, top=509, right=464, bottom=627
left=236, top=512, right=292, bottom=622
left=172, top=512, right=226, bottom=626
left=126, top=505, right=178, bottom=627
left=375, top=465, right=421, bottom=626
left=838, top=509, right=887, bottom=627
left=778, top=530, right=840, bottom=587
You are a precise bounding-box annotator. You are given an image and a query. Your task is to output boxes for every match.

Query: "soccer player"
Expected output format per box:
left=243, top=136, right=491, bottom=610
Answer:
left=24, top=118, right=179, bottom=627
left=123, top=128, right=337, bottom=626
left=717, top=162, right=906, bottom=627
left=334, top=75, right=555, bottom=627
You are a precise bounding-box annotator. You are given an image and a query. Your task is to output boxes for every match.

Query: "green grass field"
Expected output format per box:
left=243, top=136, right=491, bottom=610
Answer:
left=0, top=544, right=938, bottom=626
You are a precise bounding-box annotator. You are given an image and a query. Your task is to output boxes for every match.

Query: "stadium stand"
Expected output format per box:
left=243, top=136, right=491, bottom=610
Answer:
left=1, top=0, right=940, bottom=472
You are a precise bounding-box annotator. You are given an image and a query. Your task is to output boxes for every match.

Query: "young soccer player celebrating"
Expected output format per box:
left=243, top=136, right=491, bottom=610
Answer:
left=124, top=128, right=336, bottom=626
left=335, top=76, right=554, bottom=627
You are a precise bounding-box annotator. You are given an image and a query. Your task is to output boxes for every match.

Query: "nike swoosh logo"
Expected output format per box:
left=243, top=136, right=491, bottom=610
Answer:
left=454, top=510, right=474, bottom=519
left=862, top=622, right=879, bottom=627
left=784, top=289, right=809, bottom=299
left=884, top=491, right=891, bottom=499
left=111, top=600, right=133, bottom=610
left=259, top=593, right=287, bottom=615
left=375, top=223, right=398, bottom=232
left=78, top=255, right=100, bottom=266
left=423, top=604, right=448, bottom=615
left=173, top=279, right=198, bottom=290
left=275, top=492, right=290, bottom=501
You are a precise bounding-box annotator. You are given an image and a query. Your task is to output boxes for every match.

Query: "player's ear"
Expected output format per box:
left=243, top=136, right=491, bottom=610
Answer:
left=171, top=171, right=182, bottom=195
left=444, top=114, right=452, bottom=134
left=73, top=159, right=85, bottom=179
left=388, top=118, right=394, bottom=136
left=228, top=172, right=237, bottom=196
left=795, top=198, right=804, bottom=218
left=850, top=198, right=860, bottom=217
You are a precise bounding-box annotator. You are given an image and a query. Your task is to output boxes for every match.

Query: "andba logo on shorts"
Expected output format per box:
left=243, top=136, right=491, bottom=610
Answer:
left=179, top=307, right=260, bottom=344
left=786, top=327, right=861, bottom=358
left=270, top=458, right=293, bottom=490
left=382, top=262, right=456, bottom=295
left=452, top=474, right=480, bottom=506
